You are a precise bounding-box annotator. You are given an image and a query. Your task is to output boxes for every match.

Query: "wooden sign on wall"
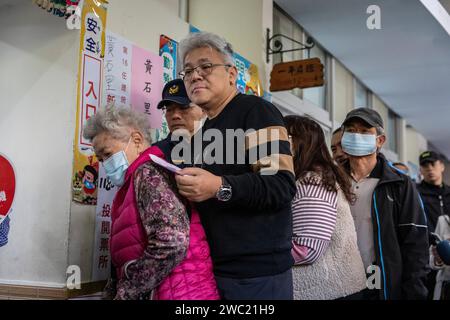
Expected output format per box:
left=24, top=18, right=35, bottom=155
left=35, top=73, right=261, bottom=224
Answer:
left=270, top=58, right=324, bottom=92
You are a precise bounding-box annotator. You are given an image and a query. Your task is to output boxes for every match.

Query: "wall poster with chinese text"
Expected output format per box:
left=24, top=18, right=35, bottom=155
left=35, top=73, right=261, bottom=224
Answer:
left=72, top=0, right=107, bottom=205
left=233, top=52, right=263, bottom=98
left=92, top=31, right=163, bottom=281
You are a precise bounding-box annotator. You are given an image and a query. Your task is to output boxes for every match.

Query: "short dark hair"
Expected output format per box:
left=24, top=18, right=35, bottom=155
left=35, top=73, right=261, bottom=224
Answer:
left=392, top=162, right=408, bottom=169
left=284, top=115, right=355, bottom=204
left=84, top=165, right=98, bottom=183
left=332, top=127, right=342, bottom=135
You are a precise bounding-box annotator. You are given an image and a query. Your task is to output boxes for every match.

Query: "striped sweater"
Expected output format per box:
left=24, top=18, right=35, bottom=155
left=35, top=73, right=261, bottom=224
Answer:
left=291, top=172, right=338, bottom=264
left=291, top=171, right=367, bottom=300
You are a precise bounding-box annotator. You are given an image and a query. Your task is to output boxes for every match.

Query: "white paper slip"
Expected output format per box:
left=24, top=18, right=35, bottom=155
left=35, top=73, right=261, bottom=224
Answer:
left=149, top=154, right=182, bottom=174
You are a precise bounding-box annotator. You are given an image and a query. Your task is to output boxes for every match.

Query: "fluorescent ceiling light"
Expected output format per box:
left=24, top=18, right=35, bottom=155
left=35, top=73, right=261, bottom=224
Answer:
left=421, top=0, right=450, bottom=36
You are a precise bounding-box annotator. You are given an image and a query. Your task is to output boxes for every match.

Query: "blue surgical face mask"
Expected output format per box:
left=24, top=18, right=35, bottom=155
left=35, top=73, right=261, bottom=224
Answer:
left=341, top=131, right=378, bottom=156
left=102, top=139, right=131, bottom=187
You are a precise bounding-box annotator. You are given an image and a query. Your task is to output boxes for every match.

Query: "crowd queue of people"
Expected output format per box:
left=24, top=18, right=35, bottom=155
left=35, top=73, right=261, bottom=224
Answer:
left=83, top=31, right=450, bottom=300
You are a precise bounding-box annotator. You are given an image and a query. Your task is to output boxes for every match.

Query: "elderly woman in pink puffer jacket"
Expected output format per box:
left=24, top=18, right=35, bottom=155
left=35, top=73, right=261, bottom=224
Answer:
left=83, top=106, right=219, bottom=300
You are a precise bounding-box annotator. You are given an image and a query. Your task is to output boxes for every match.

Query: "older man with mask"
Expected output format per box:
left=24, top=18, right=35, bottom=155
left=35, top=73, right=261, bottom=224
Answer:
left=174, top=31, right=296, bottom=300
left=154, top=78, right=205, bottom=166
left=341, top=107, right=429, bottom=300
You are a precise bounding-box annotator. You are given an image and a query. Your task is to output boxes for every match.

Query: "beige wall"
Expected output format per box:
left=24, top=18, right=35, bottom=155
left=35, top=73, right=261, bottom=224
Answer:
left=372, top=95, right=389, bottom=127
left=405, top=126, right=428, bottom=168
left=156, top=0, right=180, bottom=15
left=108, top=0, right=189, bottom=53
left=0, top=2, right=77, bottom=287
left=333, top=59, right=353, bottom=124
left=189, top=0, right=268, bottom=88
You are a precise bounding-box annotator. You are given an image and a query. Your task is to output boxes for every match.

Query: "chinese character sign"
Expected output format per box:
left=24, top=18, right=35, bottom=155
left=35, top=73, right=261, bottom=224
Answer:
left=71, top=0, right=106, bottom=205
left=102, top=32, right=132, bottom=108
left=131, top=46, right=163, bottom=129
left=92, top=165, right=117, bottom=281
left=270, top=58, right=324, bottom=92
left=91, top=31, right=164, bottom=281
left=159, top=35, right=178, bottom=84
left=80, top=55, right=102, bottom=148
left=81, top=1, right=107, bottom=60
left=0, top=154, right=15, bottom=226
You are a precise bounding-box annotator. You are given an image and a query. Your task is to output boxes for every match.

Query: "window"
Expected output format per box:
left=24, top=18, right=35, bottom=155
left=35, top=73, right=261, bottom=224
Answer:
left=303, top=36, right=326, bottom=109
left=387, top=110, right=398, bottom=152
left=273, top=6, right=327, bottom=110
left=354, top=79, right=369, bottom=108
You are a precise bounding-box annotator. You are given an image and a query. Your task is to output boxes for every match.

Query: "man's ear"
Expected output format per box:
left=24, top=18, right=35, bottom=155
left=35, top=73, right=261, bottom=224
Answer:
left=376, top=134, right=386, bottom=148
left=229, top=66, right=238, bottom=86
left=439, top=160, right=446, bottom=173
left=419, top=166, right=426, bottom=176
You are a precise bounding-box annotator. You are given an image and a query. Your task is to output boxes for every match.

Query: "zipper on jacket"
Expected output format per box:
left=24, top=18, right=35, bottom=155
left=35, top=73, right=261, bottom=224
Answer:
left=372, top=191, right=388, bottom=300
left=439, top=195, right=444, bottom=215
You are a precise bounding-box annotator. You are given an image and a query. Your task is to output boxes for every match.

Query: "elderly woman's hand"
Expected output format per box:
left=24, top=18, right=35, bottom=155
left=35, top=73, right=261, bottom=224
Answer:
left=175, top=168, right=222, bottom=202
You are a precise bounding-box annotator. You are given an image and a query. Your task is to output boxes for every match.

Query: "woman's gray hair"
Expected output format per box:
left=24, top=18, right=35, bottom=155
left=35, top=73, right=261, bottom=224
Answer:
left=179, top=31, right=235, bottom=66
left=83, top=106, right=152, bottom=144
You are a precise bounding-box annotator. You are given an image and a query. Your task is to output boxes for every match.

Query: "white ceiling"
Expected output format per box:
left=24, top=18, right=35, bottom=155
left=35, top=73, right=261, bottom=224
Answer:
left=275, top=0, right=450, bottom=159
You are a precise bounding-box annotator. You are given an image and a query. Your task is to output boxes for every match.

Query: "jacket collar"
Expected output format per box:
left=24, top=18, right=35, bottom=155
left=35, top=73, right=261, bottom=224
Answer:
left=124, top=145, right=165, bottom=182
left=419, top=180, right=450, bottom=196
left=375, top=153, right=404, bottom=185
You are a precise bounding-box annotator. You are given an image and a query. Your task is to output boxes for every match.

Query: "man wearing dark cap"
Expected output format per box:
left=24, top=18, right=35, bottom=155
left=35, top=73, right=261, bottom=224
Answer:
left=417, top=151, right=450, bottom=231
left=416, top=151, right=450, bottom=299
left=153, top=79, right=204, bottom=165
left=341, top=107, right=429, bottom=300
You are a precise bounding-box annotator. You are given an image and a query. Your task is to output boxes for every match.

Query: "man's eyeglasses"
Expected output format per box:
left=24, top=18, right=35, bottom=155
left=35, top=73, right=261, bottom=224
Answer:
left=179, top=62, right=232, bottom=81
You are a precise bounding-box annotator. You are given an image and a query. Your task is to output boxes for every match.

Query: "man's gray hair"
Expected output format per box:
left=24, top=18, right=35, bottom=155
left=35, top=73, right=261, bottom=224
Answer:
left=376, top=126, right=385, bottom=136
left=83, top=105, right=152, bottom=144
left=179, top=31, right=235, bottom=66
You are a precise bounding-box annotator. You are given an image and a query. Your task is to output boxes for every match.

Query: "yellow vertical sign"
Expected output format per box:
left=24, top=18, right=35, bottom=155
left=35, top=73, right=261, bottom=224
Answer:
left=72, top=0, right=108, bottom=204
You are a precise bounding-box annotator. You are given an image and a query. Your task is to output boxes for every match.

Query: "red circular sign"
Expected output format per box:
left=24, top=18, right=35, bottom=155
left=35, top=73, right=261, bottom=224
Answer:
left=0, top=154, right=16, bottom=218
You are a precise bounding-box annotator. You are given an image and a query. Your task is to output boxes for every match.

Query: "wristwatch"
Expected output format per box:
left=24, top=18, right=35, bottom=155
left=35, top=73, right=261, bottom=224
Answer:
left=216, top=177, right=232, bottom=202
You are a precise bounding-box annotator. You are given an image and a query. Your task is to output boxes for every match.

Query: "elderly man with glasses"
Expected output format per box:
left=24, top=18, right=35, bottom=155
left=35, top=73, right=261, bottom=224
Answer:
left=173, top=31, right=296, bottom=300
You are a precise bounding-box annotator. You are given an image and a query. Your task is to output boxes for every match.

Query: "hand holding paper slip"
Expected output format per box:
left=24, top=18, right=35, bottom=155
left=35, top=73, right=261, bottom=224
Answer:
left=149, top=154, right=183, bottom=175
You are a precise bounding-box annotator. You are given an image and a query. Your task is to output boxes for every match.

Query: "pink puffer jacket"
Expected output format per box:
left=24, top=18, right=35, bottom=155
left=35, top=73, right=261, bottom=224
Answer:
left=154, top=206, right=220, bottom=300
left=110, top=145, right=219, bottom=300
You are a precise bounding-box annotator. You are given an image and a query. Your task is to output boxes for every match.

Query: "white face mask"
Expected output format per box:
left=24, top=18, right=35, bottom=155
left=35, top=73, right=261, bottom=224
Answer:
left=102, top=139, right=131, bottom=187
